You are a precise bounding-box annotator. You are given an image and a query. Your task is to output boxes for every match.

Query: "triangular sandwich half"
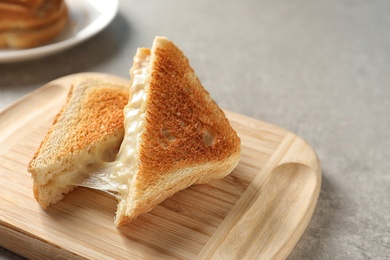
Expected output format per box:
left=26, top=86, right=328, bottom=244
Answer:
left=108, top=36, right=241, bottom=226
left=28, top=76, right=129, bottom=209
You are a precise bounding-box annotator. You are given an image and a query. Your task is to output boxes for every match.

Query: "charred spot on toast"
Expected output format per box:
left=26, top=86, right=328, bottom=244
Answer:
left=161, top=124, right=176, bottom=141
left=203, top=128, right=215, bottom=146
left=179, top=119, right=188, bottom=127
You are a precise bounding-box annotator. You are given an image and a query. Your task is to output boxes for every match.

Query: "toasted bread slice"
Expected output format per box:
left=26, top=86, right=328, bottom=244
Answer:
left=28, top=76, right=129, bottom=209
left=111, top=36, right=241, bottom=226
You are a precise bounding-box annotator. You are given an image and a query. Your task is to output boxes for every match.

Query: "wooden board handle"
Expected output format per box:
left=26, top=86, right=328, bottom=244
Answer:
left=198, top=133, right=322, bottom=259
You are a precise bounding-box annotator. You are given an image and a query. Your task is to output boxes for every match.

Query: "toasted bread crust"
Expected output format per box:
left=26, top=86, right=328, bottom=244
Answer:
left=117, top=37, right=241, bottom=225
left=28, top=76, right=129, bottom=208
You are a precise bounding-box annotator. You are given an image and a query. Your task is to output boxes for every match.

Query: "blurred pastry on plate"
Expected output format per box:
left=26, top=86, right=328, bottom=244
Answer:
left=0, top=0, right=68, bottom=49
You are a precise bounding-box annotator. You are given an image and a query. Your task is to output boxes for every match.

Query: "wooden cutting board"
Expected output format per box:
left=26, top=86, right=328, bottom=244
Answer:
left=0, top=73, right=321, bottom=259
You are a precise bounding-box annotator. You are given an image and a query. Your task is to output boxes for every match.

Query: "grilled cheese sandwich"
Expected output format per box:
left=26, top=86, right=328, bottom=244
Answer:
left=29, top=36, right=241, bottom=226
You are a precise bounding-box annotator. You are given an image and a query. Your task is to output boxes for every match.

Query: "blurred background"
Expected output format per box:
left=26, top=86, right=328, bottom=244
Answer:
left=1, top=0, right=389, bottom=259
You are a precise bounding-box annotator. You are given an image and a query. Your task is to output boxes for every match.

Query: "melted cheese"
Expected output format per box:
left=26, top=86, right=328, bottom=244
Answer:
left=70, top=54, right=151, bottom=206
left=109, top=54, right=151, bottom=205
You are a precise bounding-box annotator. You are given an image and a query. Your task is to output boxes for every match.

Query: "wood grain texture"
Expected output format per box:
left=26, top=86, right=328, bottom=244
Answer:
left=0, top=73, right=321, bottom=259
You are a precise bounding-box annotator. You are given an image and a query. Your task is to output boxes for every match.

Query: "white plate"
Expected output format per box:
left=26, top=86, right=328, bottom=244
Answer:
left=0, top=0, right=118, bottom=63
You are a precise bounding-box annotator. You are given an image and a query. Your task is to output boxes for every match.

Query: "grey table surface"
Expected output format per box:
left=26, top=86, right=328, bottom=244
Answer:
left=1, top=0, right=389, bottom=259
